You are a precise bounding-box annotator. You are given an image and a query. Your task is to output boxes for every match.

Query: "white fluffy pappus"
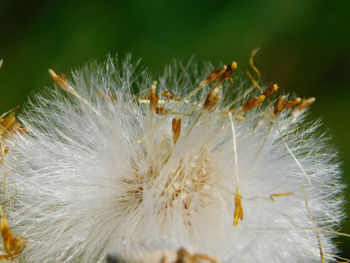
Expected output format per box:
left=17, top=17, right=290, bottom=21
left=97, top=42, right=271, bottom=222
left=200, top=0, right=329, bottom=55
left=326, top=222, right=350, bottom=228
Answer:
left=2, top=55, right=345, bottom=263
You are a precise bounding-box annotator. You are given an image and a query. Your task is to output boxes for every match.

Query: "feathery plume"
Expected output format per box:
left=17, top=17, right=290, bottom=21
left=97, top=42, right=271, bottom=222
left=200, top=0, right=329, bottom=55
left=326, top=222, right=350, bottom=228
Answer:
left=2, top=54, right=345, bottom=263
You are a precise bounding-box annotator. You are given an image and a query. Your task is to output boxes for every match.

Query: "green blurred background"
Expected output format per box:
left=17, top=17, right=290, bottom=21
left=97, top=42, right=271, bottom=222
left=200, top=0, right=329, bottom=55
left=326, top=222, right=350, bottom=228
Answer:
left=1, top=0, right=350, bottom=258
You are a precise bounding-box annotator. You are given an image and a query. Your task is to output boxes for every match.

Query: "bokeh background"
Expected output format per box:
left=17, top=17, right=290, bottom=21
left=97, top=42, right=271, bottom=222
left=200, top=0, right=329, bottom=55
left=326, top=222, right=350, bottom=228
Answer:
left=1, top=0, right=350, bottom=259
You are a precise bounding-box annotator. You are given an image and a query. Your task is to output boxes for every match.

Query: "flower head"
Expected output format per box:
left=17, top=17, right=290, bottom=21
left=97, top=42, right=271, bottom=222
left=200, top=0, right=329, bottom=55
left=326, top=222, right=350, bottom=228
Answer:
left=2, top=54, right=344, bottom=262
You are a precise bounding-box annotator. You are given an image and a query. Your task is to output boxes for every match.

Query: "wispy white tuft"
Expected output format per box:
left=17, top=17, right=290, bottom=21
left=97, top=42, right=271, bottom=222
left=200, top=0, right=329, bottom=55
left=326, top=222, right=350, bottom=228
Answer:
left=3, top=55, right=344, bottom=262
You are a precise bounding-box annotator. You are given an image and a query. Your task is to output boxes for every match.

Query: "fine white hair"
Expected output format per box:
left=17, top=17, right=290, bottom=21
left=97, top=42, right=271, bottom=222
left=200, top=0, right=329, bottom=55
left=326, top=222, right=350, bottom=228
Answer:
left=3, top=55, right=344, bottom=262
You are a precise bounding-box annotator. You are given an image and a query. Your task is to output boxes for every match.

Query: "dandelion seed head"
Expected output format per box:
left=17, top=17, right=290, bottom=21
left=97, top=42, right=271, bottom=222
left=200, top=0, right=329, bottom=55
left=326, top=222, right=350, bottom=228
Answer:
left=2, top=54, right=344, bottom=262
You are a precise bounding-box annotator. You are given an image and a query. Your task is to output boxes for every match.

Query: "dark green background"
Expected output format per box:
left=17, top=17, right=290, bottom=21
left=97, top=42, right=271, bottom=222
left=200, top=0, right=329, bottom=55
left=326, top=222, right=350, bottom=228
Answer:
left=1, top=0, right=350, bottom=259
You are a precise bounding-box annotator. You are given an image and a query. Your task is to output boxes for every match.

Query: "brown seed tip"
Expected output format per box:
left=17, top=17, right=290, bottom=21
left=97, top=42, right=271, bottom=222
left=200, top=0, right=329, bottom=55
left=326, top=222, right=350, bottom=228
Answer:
left=176, top=248, right=190, bottom=261
left=204, top=65, right=227, bottom=84
left=297, top=97, right=316, bottom=112
left=242, top=94, right=265, bottom=112
left=220, top=61, right=238, bottom=82
left=172, top=117, right=181, bottom=144
left=49, top=69, right=72, bottom=92
left=149, top=81, right=159, bottom=112
left=48, top=69, right=58, bottom=80
left=0, top=58, right=3, bottom=68
left=233, top=193, right=243, bottom=226
left=273, top=95, right=286, bottom=116
left=263, top=84, right=278, bottom=97
left=203, top=87, right=221, bottom=111
left=282, top=97, right=301, bottom=110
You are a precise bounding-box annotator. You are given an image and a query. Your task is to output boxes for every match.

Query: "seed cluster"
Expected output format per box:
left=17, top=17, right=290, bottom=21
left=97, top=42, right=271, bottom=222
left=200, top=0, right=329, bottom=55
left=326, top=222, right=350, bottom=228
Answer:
left=120, top=147, right=217, bottom=226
